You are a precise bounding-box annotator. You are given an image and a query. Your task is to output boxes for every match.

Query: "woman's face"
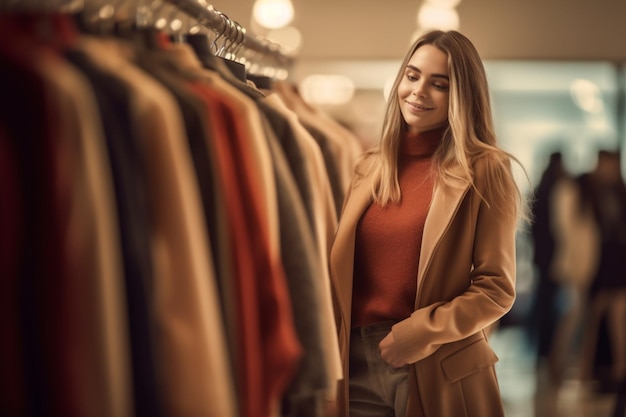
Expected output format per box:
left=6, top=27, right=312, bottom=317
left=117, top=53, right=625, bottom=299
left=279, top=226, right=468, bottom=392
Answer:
left=397, top=44, right=450, bottom=134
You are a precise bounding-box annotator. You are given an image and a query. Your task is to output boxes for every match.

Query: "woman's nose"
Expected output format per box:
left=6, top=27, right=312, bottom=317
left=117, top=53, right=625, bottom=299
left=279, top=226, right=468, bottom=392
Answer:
left=412, top=81, right=426, bottom=97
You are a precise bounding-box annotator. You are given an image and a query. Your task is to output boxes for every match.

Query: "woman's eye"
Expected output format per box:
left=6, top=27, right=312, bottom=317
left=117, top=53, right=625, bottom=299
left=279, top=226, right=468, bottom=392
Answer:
left=433, top=83, right=448, bottom=90
left=406, top=73, right=418, bottom=82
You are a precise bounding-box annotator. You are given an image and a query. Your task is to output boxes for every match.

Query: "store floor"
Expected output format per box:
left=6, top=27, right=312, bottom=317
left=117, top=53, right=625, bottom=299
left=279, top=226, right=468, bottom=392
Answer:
left=491, top=325, right=619, bottom=417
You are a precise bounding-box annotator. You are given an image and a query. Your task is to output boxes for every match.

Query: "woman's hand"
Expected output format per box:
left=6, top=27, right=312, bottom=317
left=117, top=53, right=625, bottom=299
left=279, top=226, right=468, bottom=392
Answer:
left=379, top=331, right=408, bottom=368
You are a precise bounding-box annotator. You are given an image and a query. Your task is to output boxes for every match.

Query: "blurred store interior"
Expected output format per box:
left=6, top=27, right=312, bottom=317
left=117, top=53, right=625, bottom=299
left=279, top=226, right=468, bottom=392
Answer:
left=224, top=0, right=626, bottom=179
left=3, top=0, right=626, bottom=415
left=225, top=1, right=626, bottom=416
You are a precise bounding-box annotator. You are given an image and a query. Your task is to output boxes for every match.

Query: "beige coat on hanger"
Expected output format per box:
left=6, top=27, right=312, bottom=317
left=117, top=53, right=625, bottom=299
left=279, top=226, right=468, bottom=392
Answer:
left=329, top=156, right=517, bottom=417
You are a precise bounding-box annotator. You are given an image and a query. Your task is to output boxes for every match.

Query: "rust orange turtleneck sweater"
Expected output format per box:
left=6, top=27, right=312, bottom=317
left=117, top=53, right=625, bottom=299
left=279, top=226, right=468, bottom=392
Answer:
left=351, top=126, right=444, bottom=328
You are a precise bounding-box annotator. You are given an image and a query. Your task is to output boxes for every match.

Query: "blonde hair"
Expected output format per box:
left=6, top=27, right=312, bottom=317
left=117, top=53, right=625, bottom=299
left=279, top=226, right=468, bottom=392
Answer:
left=361, top=29, right=529, bottom=224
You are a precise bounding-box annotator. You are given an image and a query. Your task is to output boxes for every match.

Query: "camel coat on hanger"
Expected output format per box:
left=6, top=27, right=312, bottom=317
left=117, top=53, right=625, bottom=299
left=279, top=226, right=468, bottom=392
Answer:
left=329, top=156, right=517, bottom=417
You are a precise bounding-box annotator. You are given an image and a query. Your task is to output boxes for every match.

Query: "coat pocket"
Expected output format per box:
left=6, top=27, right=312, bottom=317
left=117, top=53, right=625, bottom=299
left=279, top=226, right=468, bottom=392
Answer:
left=440, top=338, right=499, bottom=383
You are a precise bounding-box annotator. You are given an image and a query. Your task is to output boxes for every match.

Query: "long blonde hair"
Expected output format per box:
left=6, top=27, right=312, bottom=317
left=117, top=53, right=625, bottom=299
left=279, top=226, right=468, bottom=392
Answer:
left=362, top=29, right=529, bottom=224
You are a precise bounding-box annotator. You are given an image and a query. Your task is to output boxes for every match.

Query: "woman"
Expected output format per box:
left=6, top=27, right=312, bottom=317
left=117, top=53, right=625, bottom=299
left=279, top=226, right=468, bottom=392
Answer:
left=329, top=30, right=528, bottom=417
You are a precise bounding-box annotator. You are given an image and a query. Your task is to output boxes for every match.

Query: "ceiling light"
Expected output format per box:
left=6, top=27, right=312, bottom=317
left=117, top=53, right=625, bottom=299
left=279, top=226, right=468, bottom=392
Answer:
left=253, top=0, right=294, bottom=29
left=570, top=79, right=604, bottom=113
left=417, top=3, right=460, bottom=30
left=266, top=26, right=302, bottom=54
left=426, top=0, right=462, bottom=9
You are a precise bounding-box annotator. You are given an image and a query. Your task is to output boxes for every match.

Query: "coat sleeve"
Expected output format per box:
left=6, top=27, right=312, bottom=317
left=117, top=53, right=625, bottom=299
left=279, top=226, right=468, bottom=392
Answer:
left=390, top=159, right=518, bottom=365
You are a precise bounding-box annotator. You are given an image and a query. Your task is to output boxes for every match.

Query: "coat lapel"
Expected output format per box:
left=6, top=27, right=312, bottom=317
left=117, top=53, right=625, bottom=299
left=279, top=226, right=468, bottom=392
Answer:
left=333, top=169, right=471, bottom=316
left=416, top=181, right=470, bottom=306
left=331, top=173, right=373, bottom=326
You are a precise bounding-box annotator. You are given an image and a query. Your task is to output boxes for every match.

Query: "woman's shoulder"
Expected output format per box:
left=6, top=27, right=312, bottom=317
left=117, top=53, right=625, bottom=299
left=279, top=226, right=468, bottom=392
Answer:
left=471, top=150, right=514, bottom=183
left=470, top=148, right=526, bottom=221
left=470, top=150, right=521, bottom=207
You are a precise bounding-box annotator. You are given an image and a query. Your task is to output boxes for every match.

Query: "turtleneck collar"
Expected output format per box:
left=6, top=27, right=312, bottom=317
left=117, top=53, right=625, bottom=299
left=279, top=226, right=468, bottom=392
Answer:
left=400, top=125, right=446, bottom=157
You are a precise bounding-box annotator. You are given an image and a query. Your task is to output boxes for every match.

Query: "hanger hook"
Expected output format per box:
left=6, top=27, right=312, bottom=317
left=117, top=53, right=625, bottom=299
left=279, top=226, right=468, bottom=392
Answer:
left=223, top=19, right=240, bottom=59
left=210, top=11, right=228, bottom=54
left=232, top=22, right=246, bottom=60
left=217, top=14, right=235, bottom=58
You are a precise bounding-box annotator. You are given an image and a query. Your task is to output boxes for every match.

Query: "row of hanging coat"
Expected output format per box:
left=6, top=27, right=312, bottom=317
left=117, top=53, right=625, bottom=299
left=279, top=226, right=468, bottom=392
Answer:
left=0, top=1, right=364, bottom=416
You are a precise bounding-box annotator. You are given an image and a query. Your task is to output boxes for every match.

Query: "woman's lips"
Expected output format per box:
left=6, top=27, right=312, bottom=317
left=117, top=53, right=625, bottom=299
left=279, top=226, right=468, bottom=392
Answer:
left=405, top=101, right=433, bottom=112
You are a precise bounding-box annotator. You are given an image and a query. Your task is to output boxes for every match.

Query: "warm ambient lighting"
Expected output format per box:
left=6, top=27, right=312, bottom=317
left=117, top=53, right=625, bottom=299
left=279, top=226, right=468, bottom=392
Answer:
left=426, top=0, right=462, bottom=9
left=570, top=79, right=604, bottom=113
left=300, top=74, right=355, bottom=105
left=252, top=0, right=294, bottom=29
left=266, top=26, right=302, bottom=54
left=417, top=3, right=460, bottom=31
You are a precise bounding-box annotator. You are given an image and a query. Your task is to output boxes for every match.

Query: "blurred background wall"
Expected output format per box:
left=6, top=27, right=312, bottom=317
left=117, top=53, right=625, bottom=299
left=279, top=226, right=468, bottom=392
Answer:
left=225, top=0, right=626, bottom=61
left=222, top=0, right=626, bottom=182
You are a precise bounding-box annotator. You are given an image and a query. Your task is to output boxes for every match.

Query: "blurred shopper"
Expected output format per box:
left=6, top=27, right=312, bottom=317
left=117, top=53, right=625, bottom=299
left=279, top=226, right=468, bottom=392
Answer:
left=546, top=160, right=600, bottom=385
left=528, top=152, right=569, bottom=373
left=578, top=150, right=626, bottom=393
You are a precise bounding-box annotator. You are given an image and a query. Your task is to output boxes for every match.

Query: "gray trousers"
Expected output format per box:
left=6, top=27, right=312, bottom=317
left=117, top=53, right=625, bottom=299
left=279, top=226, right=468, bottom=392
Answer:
left=349, top=321, right=409, bottom=417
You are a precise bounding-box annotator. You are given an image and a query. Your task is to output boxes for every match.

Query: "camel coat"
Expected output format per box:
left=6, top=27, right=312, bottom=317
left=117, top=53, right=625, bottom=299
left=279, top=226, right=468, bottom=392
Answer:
left=329, top=155, right=517, bottom=417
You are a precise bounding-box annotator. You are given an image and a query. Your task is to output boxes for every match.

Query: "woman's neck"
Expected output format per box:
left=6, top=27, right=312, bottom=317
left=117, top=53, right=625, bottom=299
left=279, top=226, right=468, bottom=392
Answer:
left=400, top=125, right=445, bottom=157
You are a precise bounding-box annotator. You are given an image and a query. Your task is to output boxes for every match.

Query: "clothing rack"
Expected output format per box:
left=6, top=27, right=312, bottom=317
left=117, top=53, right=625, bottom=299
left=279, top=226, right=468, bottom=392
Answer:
left=1, top=4, right=363, bottom=413
left=164, top=0, right=294, bottom=73
left=0, top=0, right=295, bottom=77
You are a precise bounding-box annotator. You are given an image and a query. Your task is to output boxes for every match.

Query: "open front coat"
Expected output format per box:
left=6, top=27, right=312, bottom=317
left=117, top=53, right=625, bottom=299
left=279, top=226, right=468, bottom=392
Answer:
left=329, top=155, right=517, bottom=417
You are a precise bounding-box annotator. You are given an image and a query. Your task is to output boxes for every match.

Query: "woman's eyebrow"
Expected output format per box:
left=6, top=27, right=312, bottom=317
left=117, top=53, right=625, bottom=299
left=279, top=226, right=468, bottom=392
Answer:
left=406, top=64, right=449, bottom=80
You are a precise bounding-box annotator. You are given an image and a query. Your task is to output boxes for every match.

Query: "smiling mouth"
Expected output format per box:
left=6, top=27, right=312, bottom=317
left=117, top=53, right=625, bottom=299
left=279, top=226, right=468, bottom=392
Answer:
left=406, top=101, right=433, bottom=111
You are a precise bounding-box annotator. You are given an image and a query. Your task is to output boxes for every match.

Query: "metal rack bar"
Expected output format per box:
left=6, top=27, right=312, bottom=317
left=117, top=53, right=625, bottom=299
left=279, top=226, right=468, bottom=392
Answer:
left=163, top=0, right=294, bottom=67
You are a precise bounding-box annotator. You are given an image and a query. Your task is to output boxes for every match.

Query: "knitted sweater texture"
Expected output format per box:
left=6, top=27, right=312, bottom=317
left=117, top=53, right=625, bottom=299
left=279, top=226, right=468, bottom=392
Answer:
left=351, top=127, right=443, bottom=327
